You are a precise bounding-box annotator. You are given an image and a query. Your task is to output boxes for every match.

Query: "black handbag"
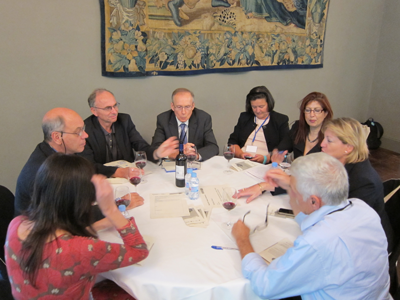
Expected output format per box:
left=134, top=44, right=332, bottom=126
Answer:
left=362, top=118, right=384, bottom=150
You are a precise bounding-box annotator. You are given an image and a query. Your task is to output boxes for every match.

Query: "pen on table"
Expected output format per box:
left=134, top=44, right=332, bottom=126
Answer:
left=211, top=245, right=239, bottom=250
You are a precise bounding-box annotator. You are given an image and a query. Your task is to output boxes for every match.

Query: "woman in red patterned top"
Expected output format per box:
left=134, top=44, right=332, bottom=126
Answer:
left=5, top=154, right=149, bottom=299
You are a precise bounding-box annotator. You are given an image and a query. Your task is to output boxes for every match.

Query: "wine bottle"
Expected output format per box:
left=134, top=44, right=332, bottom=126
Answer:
left=175, top=143, right=187, bottom=187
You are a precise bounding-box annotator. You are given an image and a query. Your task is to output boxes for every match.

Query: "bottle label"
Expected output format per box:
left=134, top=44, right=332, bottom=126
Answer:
left=176, top=166, right=185, bottom=180
left=191, top=186, right=199, bottom=193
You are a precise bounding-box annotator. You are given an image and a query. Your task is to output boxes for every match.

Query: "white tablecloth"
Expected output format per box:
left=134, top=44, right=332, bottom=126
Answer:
left=98, top=156, right=301, bottom=300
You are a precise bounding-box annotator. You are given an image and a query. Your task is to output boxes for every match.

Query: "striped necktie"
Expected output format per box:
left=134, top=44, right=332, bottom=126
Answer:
left=179, top=123, right=187, bottom=144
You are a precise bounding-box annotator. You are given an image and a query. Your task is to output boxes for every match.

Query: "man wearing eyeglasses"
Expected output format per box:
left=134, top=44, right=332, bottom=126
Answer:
left=15, top=108, right=88, bottom=216
left=232, top=153, right=391, bottom=299
left=150, top=88, right=219, bottom=161
left=81, top=88, right=178, bottom=178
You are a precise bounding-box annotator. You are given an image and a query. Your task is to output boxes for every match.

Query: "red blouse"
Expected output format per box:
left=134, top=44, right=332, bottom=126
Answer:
left=5, top=216, right=148, bottom=299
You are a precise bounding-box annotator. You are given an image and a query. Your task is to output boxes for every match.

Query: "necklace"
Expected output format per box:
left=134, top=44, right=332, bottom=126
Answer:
left=307, top=133, right=319, bottom=143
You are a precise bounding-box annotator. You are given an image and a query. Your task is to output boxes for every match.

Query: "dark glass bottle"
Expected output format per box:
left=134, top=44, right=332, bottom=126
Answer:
left=175, top=143, right=187, bottom=187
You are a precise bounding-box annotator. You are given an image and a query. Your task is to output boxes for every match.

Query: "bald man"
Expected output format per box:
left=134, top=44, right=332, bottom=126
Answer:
left=14, top=108, right=88, bottom=215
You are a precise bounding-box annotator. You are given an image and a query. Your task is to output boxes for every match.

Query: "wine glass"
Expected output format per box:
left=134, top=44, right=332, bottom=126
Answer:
left=222, top=187, right=237, bottom=228
left=129, top=170, right=142, bottom=193
left=115, top=186, right=131, bottom=217
left=186, top=145, right=197, bottom=169
left=223, top=144, right=235, bottom=174
left=135, top=151, right=147, bottom=182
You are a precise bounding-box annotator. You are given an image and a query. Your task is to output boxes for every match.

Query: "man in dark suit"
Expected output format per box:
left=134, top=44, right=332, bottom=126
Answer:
left=80, top=89, right=178, bottom=178
left=151, top=88, right=219, bottom=161
left=15, top=108, right=89, bottom=216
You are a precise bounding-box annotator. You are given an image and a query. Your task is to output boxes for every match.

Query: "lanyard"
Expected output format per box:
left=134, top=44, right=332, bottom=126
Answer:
left=252, top=115, right=269, bottom=144
left=327, top=201, right=353, bottom=215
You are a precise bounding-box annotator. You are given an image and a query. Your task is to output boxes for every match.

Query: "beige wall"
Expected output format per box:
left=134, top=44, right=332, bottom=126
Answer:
left=369, top=0, right=400, bottom=153
left=0, top=0, right=390, bottom=191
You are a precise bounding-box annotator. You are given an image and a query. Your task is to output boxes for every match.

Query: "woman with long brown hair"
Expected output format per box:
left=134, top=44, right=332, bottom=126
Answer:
left=5, top=154, right=148, bottom=299
left=275, top=91, right=333, bottom=160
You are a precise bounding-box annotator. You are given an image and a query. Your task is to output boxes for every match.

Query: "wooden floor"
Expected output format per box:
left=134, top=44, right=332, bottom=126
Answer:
left=370, top=148, right=400, bottom=182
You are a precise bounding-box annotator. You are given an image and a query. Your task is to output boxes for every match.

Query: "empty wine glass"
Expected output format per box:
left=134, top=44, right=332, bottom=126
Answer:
left=115, top=186, right=131, bottom=217
left=186, top=145, right=197, bottom=169
left=222, top=187, right=237, bottom=228
left=129, top=170, right=142, bottom=193
left=135, top=151, right=147, bottom=182
left=223, top=144, right=235, bottom=174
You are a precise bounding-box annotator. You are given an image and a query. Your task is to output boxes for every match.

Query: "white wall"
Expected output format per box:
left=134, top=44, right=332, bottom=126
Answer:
left=0, top=0, right=387, bottom=191
left=369, top=0, right=400, bottom=153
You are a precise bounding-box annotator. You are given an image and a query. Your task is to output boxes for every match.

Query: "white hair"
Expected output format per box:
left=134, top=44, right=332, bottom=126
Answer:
left=290, top=152, right=349, bottom=205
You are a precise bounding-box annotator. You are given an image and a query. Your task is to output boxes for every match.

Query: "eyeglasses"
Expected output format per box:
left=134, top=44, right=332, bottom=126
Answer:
left=304, top=108, right=324, bottom=114
left=94, top=102, right=120, bottom=112
left=59, top=125, right=86, bottom=137
left=174, top=105, right=193, bottom=110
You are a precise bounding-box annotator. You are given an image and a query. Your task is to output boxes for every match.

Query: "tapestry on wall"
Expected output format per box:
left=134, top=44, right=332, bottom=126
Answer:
left=100, top=0, right=330, bottom=77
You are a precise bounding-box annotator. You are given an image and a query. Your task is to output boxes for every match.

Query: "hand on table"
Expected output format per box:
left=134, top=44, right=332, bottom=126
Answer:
left=127, top=192, right=144, bottom=209
left=234, top=182, right=273, bottom=203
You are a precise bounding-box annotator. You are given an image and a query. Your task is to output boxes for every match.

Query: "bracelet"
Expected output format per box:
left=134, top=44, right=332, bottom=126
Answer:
left=263, top=155, right=267, bottom=165
left=258, top=183, right=264, bottom=194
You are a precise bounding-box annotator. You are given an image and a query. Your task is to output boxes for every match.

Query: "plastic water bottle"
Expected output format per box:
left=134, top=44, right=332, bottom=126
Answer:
left=189, top=172, right=199, bottom=200
left=185, top=168, right=193, bottom=196
left=118, top=204, right=130, bottom=219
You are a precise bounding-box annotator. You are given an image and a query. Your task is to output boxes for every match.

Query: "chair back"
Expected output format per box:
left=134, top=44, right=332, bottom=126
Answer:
left=0, top=185, right=14, bottom=300
left=383, top=179, right=400, bottom=297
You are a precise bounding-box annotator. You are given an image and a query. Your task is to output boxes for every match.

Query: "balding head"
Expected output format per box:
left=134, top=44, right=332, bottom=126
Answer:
left=42, top=108, right=79, bottom=141
left=42, top=108, right=87, bottom=154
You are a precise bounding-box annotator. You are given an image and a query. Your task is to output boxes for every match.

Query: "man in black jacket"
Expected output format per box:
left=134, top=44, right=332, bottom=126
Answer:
left=81, top=89, right=178, bottom=177
left=151, top=88, right=219, bottom=161
left=15, top=108, right=88, bottom=215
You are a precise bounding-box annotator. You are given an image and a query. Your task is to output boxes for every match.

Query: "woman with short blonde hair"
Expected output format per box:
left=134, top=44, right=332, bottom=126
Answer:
left=321, top=117, right=393, bottom=253
left=321, top=117, right=369, bottom=164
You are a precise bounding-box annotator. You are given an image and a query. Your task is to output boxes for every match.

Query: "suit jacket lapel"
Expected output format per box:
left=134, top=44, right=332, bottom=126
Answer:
left=169, top=111, right=179, bottom=138
left=188, top=109, right=198, bottom=144
left=91, top=116, right=108, bottom=162
left=113, top=118, right=131, bottom=160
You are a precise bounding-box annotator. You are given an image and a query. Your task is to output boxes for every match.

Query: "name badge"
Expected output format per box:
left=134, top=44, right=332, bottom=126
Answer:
left=245, top=145, right=257, bottom=153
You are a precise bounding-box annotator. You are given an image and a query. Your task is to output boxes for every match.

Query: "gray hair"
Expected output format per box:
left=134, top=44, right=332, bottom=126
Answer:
left=290, top=152, right=349, bottom=206
left=88, top=88, right=114, bottom=107
left=171, top=88, right=195, bottom=103
left=42, top=116, right=65, bottom=142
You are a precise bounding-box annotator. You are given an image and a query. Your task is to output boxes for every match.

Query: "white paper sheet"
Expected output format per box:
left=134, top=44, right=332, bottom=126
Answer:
left=150, top=192, right=190, bottom=218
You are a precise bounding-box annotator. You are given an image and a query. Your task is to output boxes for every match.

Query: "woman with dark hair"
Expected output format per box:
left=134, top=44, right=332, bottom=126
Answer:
left=5, top=154, right=148, bottom=299
left=228, top=86, right=289, bottom=164
left=274, top=91, right=333, bottom=161
left=234, top=91, right=332, bottom=202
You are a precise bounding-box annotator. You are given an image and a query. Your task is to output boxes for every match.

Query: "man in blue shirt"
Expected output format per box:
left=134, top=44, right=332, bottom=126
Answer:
left=232, top=152, right=391, bottom=299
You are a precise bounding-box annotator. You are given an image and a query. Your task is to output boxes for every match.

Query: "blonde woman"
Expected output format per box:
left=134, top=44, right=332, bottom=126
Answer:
left=321, top=117, right=393, bottom=253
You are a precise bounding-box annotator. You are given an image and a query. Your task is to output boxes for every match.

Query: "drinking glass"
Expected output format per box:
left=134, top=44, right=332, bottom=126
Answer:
left=135, top=151, right=147, bottom=182
left=222, top=187, right=237, bottom=228
left=115, top=186, right=131, bottom=216
left=279, top=155, right=291, bottom=173
left=186, top=145, right=197, bottom=169
left=223, top=144, right=235, bottom=174
left=129, top=170, right=142, bottom=192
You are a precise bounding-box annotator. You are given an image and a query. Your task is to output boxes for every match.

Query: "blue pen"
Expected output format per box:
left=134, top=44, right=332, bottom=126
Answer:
left=211, top=245, right=239, bottom=250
